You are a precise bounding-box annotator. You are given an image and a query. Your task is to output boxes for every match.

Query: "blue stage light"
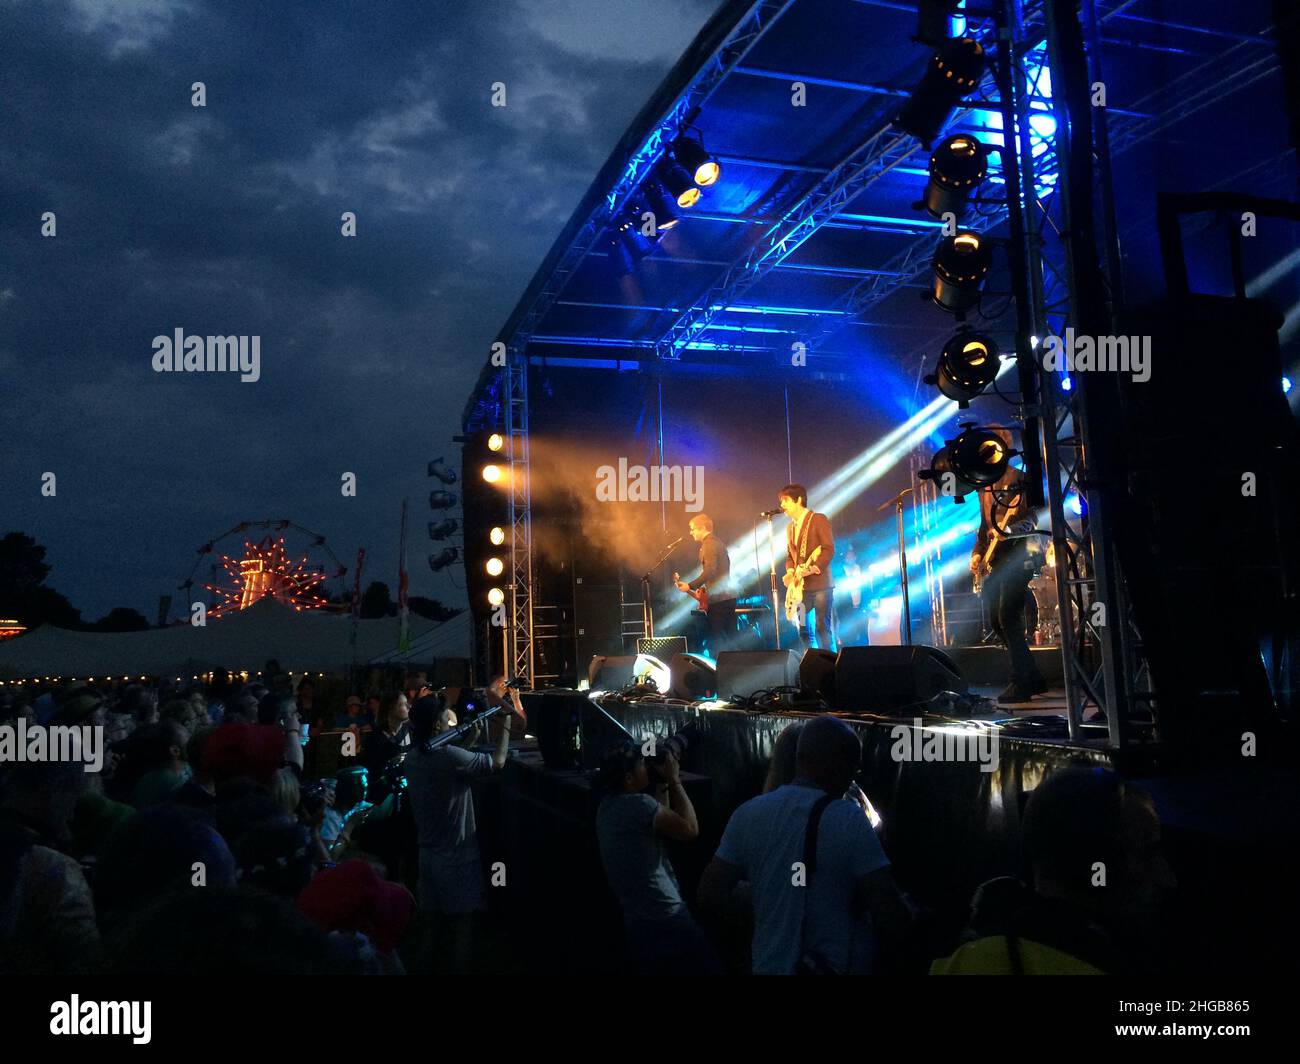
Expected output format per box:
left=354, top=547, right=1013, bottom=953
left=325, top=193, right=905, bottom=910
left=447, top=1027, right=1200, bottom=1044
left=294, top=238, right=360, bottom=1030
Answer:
left=1284, top=376, right=1293, bottom=395
left=1066, top=493, right=1084, bottom=517
left=1061, top=375, right=1072, bottom=392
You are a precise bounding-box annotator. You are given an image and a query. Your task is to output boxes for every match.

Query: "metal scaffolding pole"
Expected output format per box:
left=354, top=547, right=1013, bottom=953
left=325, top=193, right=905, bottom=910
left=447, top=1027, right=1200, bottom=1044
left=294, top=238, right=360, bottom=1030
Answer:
left=505, top=346, right=535, bottom=686
left=991, top=0, right=1142, bottom=742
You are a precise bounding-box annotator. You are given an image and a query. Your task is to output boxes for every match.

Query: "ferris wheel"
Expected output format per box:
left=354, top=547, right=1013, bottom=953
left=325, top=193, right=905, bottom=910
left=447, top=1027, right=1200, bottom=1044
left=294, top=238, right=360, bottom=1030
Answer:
left=180, top=519, right=349, bottom=621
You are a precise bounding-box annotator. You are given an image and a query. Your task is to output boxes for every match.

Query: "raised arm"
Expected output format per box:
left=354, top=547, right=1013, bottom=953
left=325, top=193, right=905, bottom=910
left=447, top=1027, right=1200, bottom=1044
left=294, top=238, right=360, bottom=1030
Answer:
left=650, top=753, right=699, bottom=841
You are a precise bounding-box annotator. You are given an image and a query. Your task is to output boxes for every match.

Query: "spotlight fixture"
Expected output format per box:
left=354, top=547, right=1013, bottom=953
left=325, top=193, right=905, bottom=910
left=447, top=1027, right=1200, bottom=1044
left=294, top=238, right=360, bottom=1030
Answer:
left=915, top=0, right=960, bottom=46
left=671, top=136, right=720, bottom=188
left=917, top=425, right=1017, bottom=501
left=922, top=134, right=987, bottom=219
left=931, top=231, right=992, bottom=312
left=485, top=557, right=504, bottom=577
left=611, top=219, right=653, bottom=276
left=487, top=587, right=505, bottom=607
left=644, top=183, right=681, bottom=232
left=489, top=526, right=506, bottom=546
left=487, top=433, right=506, bottom=452
left=427, top=457, right=458, bottom=485
left=925, top=330, right=1000, bottom=406
left=482, top=464, right=503, bottom=484
left=428, top=519, right=459, bottom=540
left=895, top=37, right=986, bottom=147
left=428, top=547, right=459, bottom=572
left=429, top=490, right=458, bottom=510
left=657, top=161, right=701, bottom=209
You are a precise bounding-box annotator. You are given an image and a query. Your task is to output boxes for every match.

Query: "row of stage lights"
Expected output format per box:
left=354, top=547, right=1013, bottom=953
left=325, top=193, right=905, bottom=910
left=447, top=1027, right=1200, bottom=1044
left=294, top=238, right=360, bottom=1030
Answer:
left=427, top=452, right=460, bottom=572
left=427, top=433, right=509, bottom=572
left=609, top=135, right=721, bottom=275
left=437, top=432, right=510, bottom=614
left=482, top=433, right=508, bottom=609
left=921, top=131, right=1003, bottom=414
left=898, top=24, right=1024, bottom=503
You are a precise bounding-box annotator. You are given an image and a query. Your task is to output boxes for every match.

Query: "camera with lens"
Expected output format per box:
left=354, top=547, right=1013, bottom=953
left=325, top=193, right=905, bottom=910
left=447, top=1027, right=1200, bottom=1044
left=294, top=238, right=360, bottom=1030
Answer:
left=643, top=721, right=700, bottom=773
left=300, top=778, right=332, bottom=819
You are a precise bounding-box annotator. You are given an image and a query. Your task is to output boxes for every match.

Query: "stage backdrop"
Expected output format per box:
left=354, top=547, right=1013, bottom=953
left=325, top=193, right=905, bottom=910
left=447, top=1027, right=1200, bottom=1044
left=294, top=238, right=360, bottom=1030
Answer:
left=523, top=360, right=960, bottom=665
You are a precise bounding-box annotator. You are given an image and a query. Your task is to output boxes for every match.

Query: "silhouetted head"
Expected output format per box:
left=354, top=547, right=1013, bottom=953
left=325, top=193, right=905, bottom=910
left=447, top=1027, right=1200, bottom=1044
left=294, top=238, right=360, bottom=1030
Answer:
left=795, top=716, right=861, bottom=795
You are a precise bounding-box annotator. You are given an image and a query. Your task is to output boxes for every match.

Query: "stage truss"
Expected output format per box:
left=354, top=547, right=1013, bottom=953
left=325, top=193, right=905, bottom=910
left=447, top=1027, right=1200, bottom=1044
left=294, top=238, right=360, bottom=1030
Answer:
left=472, top=0, right=1278, bottom=729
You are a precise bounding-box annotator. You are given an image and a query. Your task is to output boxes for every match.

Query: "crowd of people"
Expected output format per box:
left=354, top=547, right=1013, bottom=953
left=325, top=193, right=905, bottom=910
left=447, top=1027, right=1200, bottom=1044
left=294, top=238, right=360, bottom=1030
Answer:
left=0, top=665, right=529, bottom=975
left=0, top=665, right=1174, bottom=975
left=594, top=716, right=1174, bottom=975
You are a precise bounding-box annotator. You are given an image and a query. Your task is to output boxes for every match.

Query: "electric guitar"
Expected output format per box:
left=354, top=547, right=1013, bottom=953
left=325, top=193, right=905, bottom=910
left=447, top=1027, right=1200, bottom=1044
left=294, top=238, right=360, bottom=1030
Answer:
left=971, top=534, right=1001, bottom=595
left=673, top=572, right=709, bottom=613
left=783, top=546, right=823, bottom=624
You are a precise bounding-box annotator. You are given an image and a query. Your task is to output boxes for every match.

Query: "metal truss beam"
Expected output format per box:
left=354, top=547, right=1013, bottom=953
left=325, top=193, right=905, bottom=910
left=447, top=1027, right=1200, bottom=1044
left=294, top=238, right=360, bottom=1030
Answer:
left=494, top=0, right=799, bottom=685
left=504, top=347, right=534, bottom=686
left=651, top=11, right=1017, bottom=361
left=506, top=0, right=800, bottom=361
left=654, top=129, right=921, bottom=359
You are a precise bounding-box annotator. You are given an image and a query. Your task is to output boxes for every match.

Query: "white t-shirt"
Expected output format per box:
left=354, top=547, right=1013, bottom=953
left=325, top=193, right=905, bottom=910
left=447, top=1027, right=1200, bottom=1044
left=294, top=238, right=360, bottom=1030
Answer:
left=716, top=783, right=889, bottom=974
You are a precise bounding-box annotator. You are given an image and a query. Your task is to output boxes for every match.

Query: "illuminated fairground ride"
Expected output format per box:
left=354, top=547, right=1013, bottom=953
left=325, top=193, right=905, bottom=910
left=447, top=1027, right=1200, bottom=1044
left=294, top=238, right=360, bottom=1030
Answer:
left=180, top=520, right=349, bottom=621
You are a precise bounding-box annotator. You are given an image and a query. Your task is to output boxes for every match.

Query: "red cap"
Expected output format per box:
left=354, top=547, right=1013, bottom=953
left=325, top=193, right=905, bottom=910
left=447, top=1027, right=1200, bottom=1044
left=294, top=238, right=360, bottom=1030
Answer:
left=297, top=859, right=414, bottom=955
left=201, top=721, right=284, bottom=784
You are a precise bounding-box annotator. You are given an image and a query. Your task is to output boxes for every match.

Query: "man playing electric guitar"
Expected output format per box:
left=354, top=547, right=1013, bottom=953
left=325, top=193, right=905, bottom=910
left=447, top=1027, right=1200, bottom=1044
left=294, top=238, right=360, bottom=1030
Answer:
left=779, top=483, right=836, bottom=652
left=674, top=513, right=736, bottom=655
left=970, top=428, right=1048, bottom=704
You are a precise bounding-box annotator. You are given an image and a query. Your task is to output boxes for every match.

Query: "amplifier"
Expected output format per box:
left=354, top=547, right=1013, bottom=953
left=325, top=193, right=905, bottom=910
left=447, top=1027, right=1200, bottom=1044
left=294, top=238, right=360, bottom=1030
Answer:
left=637, top=635, right=688, bottom=658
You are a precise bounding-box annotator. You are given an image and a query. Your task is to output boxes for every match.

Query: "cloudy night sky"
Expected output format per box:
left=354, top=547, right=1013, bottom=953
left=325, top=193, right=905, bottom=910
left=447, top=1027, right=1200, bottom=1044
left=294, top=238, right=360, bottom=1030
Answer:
left=1, top=0, right=725, bottom=624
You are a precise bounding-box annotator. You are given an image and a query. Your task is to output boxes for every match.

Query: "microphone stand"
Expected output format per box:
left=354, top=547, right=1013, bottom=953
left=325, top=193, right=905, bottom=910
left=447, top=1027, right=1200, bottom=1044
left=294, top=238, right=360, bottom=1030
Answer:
left=879, top=488, right=914, bottom=646
left=763, top=514, right=782, bottom=650
left=640, top=537, right=683, bottom=641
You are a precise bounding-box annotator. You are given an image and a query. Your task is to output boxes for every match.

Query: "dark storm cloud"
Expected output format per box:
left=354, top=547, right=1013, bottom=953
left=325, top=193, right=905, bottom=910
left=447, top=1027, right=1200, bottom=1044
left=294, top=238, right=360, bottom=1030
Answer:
left=0, top=0, right=723, bottom=621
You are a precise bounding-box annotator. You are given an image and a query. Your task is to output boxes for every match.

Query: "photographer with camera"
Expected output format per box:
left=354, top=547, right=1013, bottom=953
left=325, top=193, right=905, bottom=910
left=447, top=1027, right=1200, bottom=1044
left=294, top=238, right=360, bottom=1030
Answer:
left=405, top=683, right=524, bottom=973
left=483, top=676, right=528, bottom=740
left=595, top=737, right=720, bottom=975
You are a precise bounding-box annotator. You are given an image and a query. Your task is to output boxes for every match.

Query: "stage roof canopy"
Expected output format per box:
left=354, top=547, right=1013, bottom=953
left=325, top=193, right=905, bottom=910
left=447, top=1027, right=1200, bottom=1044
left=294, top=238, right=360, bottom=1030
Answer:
left=464, top=0, right=1296, bottom=428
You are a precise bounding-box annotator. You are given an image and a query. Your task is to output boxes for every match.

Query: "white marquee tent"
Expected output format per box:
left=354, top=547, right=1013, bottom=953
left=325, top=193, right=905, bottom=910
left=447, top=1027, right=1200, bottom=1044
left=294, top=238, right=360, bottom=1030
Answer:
left=0, top=599, right=459, bottom=679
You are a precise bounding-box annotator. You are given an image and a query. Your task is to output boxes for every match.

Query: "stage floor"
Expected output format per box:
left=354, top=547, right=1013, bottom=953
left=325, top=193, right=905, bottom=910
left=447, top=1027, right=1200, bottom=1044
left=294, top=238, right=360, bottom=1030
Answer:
left=970, top=683, right=1068, bottom=714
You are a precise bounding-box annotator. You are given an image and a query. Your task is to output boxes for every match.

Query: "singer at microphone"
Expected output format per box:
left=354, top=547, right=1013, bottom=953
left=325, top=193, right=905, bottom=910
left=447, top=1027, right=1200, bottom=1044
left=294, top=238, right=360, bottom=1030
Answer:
left=674, top=513, right=736, bottom=655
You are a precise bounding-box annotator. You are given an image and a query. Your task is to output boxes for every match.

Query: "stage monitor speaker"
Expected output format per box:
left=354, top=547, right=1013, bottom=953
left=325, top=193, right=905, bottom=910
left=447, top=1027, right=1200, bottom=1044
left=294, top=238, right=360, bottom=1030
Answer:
left=638, top=635, right=688, bottom=659
left=523, top=691, right=583, bottom=770
left=670, top=652, right=717, bottom=700
left=799, top=648, right=837, bottom=704
left=588, top=654, right=639, bottom=690
left=834, top=645, right=967, bottom=712
left=715, top=649, right=801, bottom=700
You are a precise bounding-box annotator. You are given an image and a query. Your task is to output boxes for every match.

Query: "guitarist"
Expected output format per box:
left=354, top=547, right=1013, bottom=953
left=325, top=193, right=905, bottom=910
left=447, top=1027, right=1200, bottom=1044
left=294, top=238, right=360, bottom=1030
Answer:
left=779, top=484, right=836, bottom=652
left=674, top=514, right=736, bottom=655
left=970, top=428, right=1047, bottom=704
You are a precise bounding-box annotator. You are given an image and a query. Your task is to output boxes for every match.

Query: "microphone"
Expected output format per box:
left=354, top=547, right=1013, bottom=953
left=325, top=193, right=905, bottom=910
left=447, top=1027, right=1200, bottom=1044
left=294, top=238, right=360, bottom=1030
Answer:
left=759, top=508, right=783, bottom=517
left=665, top=536, right=684, bottom=549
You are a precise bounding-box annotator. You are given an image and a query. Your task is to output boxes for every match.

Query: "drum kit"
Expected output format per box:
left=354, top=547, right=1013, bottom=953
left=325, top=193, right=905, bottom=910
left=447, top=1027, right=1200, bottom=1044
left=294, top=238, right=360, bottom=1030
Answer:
left=1026, top=540, right=1079, bottom=646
